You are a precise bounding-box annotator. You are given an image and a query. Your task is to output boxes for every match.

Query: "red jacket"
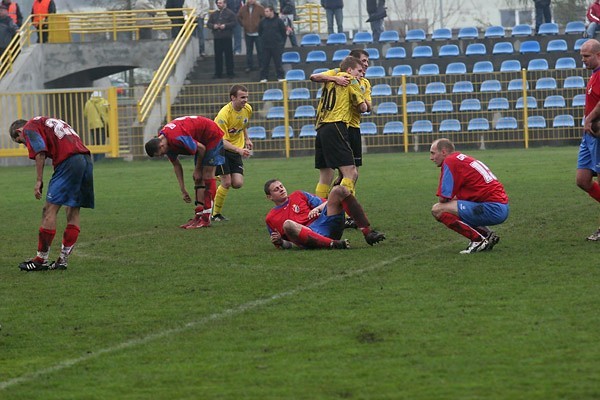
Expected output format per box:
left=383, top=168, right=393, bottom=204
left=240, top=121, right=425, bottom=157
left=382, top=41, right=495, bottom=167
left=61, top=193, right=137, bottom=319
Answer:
left=588, top=3, right=600, bottom=23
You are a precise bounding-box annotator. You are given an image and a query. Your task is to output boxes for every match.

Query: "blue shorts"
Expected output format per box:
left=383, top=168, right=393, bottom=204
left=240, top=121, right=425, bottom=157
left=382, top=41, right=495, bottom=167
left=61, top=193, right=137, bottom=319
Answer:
left=457, top=201, right=509, bottom=227
left=308, top=205, right=344, bottom=240
left=47, top=154, right=95, bottom=208
left=195, top=140, right=225, bottom=167
left=577, top=133, right=600, bottom=173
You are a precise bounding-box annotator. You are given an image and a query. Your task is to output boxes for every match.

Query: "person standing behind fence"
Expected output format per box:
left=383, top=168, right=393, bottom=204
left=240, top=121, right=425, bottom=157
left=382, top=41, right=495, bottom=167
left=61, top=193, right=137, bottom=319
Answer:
left=258, top=5, right=286, bottom=83
left=366, top=0, right=385, bottom=41
left=238, top=0, right=264, bottom=73
left=2, top=0, right=22, bottom=27
left=84, top=91, right=109, bottom=162
left=166, top=0, right=185, bottom=38
left=321, top=0, right=343, bottom=35
left=31, top=0, right=56, bottom=44
left=533, top=0, right=551, bottom=33
left=226, top=0, right=242, bottom=54
left=207, top=0, right=237, bottom=79
left=0, top=5, right=17, bottom=55
left=133, top=0, right=155, bottom=40
left=279, top=0, right=297, bottom=47
left=187, top=0, right=211, bottom=57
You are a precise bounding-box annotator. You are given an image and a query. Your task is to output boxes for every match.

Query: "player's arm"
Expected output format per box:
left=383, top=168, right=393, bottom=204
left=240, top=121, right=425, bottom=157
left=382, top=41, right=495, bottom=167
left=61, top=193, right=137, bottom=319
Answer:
left=33, top=152, right=47, bottom=200
left=310, top=71, right=350, bottom=86
left=585, top=100, right=600, bottom=135
left=222, top=137, right=251, bottom=157
left=270, top=231, right=294, bottom=249
left=170, top=157, right=191, bottom=203
left=244, top=127, right=253, bottom=151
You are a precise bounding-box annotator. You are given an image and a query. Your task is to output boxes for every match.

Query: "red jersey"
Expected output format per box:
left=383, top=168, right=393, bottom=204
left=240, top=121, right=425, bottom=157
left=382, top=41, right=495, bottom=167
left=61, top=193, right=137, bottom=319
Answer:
left=585, top=68, right=600, bottom=117
left=265, top=191, right=324, bottom=236
left=437, top=152, right=508, bottom=204
left=21, top=116, right=90, bottom=168
left=160, top=116, right=224, bottom=161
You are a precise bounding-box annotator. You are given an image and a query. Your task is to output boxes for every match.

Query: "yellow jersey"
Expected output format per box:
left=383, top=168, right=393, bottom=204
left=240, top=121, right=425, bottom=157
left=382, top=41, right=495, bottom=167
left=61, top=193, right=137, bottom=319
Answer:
left=214, top=102, right=253, bottom=149
left=315, top=72, right=365, bottom=129
left=349, top=77, right=371, bottom=128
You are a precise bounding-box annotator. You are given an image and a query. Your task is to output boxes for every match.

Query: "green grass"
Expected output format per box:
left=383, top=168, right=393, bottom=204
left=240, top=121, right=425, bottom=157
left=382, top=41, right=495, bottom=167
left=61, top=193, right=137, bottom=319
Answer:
left=1, top=147, right=599, bottom=399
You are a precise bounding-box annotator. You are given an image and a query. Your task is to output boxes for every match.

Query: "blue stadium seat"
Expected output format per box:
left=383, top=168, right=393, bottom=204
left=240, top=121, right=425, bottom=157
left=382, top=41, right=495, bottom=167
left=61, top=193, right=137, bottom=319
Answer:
left=574, top=38, right=587, bottom=51
left=365, top=66, right=386, bottom=78
left=439, top=119, right=461, bottom=132
left=431, top=99, right=453, bottom=112
left=459, top=98, right=481, bottom=111
left=371, top=83, right=392, bottom=96
left=564, top=76, right=585, bottom=89
left=247, top=126, right=267, bottom=140
left=360, top=122, right=377, bottom=135
left=425, top=81, right=446, bottom=94
left=418, top=63, right=439, bottom=75
left=365, top=47, right=380, bottom=60
left=272, top=125, right=294, bottom=138
left=306, top=50, right=327, bottom=63
left=300, top=33, right=321, bottom=46
left=487, top=97, right=509, bottom=110
left=452, top=80, right=474, bottom=93
left=312, top=67, right=328, bottom=75
left=511, top=24, right=532, bottom=36
left=500, top=59, right=521, bottom=72
left=326, top=32, right=346, bottom=45
left=573, top=94, right=585, bottom=107
left=467, top=117, right=490, bottom=131
left=527, top=116, right=547, bottom=128
left=508, top=78, right=529, bottom=91
left=535, top=77, right=557, bottom=90
left=516, top=96, right=538, bottom=109
left=262, top=88, right=283, bottom=101
left=316, top=87, right=323, bottom=99
left=458, top=26, right=478, bottom=39
left=520, top=40, right=541, bottom=54
left=553, top=114, right=575, bottom=127
left=480, top=79, right=502, bottom=92
left=332, top=48, right=350, bottom=61
left=294, top=105, right=316, bottom=118
left=484, top=25, right=505, bottom=38
left=398, top=83, right=418, bottom=95
left=282, top=51, right=300, bottom=63
left=285, top=69, right=305, bottom=81
left=547, top=39, right=567, bottom=52
left=391, top=64, right=413, bottom=76
left=289, top=87, right=311, bottom=100
left=544, top=95, right=566, bottom=108
left=411, top=120, right=433, bottom=133
left=385, top=46, right=406, bottom=59
left=383, top=121, right=404, bottom=134
left=495, top=117, right=518, bottom=130
left=565, top=21, right=586, bottom=35
left=353, top=31, right=373, bottom=44
left=379, top=30, right=400, bottom=43
left=538, top=22, right=559, bottom=35
left=492, top=41, right=514, bottom=54
left=266, top=106, right=285, bottom=119
left=406, top=100, right=425, bottom=113
left=472, top=61, right=494, bottom=73
left=405, top=28, right=426, bottom=41
left=299, top=124, right=317, bottom=137
left=432, top=28, right=452, bottom=40
left=376, top=101, right=398, bottom=114
left=412, top=45, right=433, bottom=58
left=465, top=43, right=486, bottom=56
left=439, top=44, right=460, bottom=57
left=556, top=57, right=577, bottom=69
left=446, top=62, right=467, bottom=75
left=528, top=58, right=549, bottom=71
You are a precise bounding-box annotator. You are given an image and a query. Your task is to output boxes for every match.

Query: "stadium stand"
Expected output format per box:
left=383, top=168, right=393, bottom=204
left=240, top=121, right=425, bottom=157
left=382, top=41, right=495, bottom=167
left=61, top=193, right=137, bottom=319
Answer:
left=543, top=95, right=566, bottom=108
left=465, top=43, right=486, bottom=56
left=527, top=115, right=547, bottom=128
left=508, top=78, right=529, bottom=91
left=385, top=47, right=406, bottom=59
left=439, top=44, right=460, bottom=57
left=247, top=126, right=267, bottom=140
left=555, top=57, right=577, bottom=69
left=516, top=96, right=538, bottom=109
left=272, top=125, right=294, bottom=138
left=412, top=45, right=433, bottom=58
left=332, top=49, right=350, bottom=61
left=563, top=76, right=585, bottom=89
left=383, top=121, right=404, bottom=134
left=538, top=22, right=559, bottom=35
left=467, top=117, right=490, bottom=131
left=535, top=77, right=557, bottom=90
left=306, top=50, right=327, bottom=63
left=480, top=80, right=502, bottom=92
left=405, top=29, right=426, bottom=41
left=262, top=88, right=283, bottom=101
left=528, top=58, right=549, bottom=71
left=398, top=83, right=419, bottom=95
left=376, top=102, right=399, bottom=114
left=418, top=63, right=440, bottom=75
left=495, top=117, right=518, bottom=129
left=392, top=64, right=413, bottom=76
left=326, top=32, right=346, bottom=45
left=488, top=97, right=509, bottom=110
left=452, top=80, right=474, bottom=93
left=282, top=51, right=301, bottom=63
left=500, top=59, right=521, bottom=72
left=411, top=120, right=433, bottom=133
left=547, top=39, right=567, bottom=52
left=365, top=66, right=386, bottom=78
left=365, top=48, right=380, bottom=60
left=359, top=122, right=377, bottom=135
left=266, top=106, right=285, bottom=119
left=460, top=98, right=482, bottom=111
left=353, top=31, right=374, bottom=44
left=432, top=28, right=452, bottom=40
left=520, top=40, right=541, bottom=54
left=371, top=83, right=392, bottom=96
left=300, top=33, right=321, bottom=46
left=484, top=25, right=505, bottom=38
left=431, top=99, right=453, bottom=112
left=285, top=69, right=305, bottom=81
left=425, top=81, right=446, bottom=94
left=406, top=100, right=426, bottom=113
left=553, top=114, right=575, bottom=127
left=379, top=30, right=400, bottom=43
left=294, top=105, right=316, bottom=118
left=493, top=42, right=514, bottom=55
left=511, top=24, right=532, bottom=36
left=458, top=26, right=478, bottom=39
left=289, top=87, right=310, bottom=100
left=439, top=119, right=461, bottom=132
left=299, top=124, right=317, bottom=137
left=565, top=21, right=585, bottom=35
left=572, top=94, right=585, bottom=107
left=446, top=62, right=467, bottom=75
left=472, top=61, right=494, bottom=73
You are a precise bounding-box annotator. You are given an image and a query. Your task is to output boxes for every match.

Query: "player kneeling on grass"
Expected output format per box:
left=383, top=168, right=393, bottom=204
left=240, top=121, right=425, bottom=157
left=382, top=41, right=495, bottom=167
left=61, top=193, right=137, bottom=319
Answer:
left=430, top=138, right=509, bottom=254
left=264, top=179, right=385, bottom=249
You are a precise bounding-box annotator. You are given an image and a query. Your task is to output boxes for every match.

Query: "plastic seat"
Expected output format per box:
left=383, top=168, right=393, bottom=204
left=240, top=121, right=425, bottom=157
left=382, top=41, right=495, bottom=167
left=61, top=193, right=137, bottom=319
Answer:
left=452, top=80, right=474, bottom=93
left=553, top=114, right=575, bottom=127
left=465, top=43, right=486, bottom=56
left=431, top=99, right=453, bottom=112
left=353, top=31, right=373, bottom=44
left=520, top=40, right=541, bottom=54
left=365, top=66, right=386, bottom=78
left=527, top=115, right=546, bottom=128
left=289, top=87, right=311, bottom=100
left=500, top=59, right=521, bottom=72
left=547, top=39, right=567, bottom=52
left=272, top=125, right=294, bottom=138
left=527, top=58, right=549, bottom=71
left=326, top=32, right=346, bottom=45
left=564, top=76, right=585, bottom=89
left=376, top=102, right=398, bottom=114
left=484, top=25, right=505, bottom=38
left=495, top=117, right=518, bottom=130
left=312, top=67, right=328, bottom=75
left=565, top=21, right=586, bottom=35
left=467, top=117, right=490, bottom=131
left=472, top=61, right=494, bottom=73
left=262, top=88, right=283, bottom=101
left=538, top=22, right=559, bottom=35
left=535, top=77, right=557, bottom=90
left=398, top=83, right=418, bottom=95
left=385, top=46, right=406, bottom=59
left=439, top=44, right=460, bottom=57
left=306, top=50, right=327, bottom=63
left=405, top=28, right=426, bottom=41
left=379, top=30, right=400, bottom=43
left=281, top=51, right=300, bottom=63
left=418, top=63, right=439, bottom=75
left=316, top=87, right=323, bottom=99
left=359, top=122, right=377, bottom=135
left=294, top=105, right=316, bottom=118
left=365, top=47, right=380, bottom=60
left=556, top=57, right=577, bottom=70
left=458, top=26, right=478, bottom=39
left=459, top=98, right=481, bottom=111
left=515, top=96, right=538, bottom=109
left=382, top=121, right=404, bottom=134
left=487, top=97, right=509, bottom=110
left=439, top=119, right=461, bottom=132
left=511, top=24, right=532, bottom=36
left=573, top=94, right=585, bottom=107
left=299, top=124, right=317, bottom=137
left=425, top=81, right=446, bottom=94
left=508, top=78, right=529, bottom=91
left=332, top=49, right=350, bottom=61
left=574, top=38, right=587, bottom=51
left=266, top=106, right=285, bottom=119
left=391, top=64, right=413, bottom=76
left=406, top=100, right=425, bottom=113
left=432, top=28, right=452, bottom=40
left=492, top=42, right=514, bottom=54
left=285, top=69, right=305, bottom=81
left=247, top=126, right=266, bottom=140
left=412, top=45, right=433, bottom=58
left=544, top=95, right=566, bottom=108
left=300, top=33, right=321, bottom=46
left=411, top=120, right=433, bottom=133
left=371, top=83, right=392, bottom=96
left=446, top=62, right=467, bottom=75
left=480, top=79, right=502, bottom=92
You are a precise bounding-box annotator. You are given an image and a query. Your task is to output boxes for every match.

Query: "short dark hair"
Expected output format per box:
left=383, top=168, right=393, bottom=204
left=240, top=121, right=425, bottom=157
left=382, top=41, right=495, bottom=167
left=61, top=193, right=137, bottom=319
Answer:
left=349, top=49, right=369, bottom=59
left=230, top=84, right=248, bottom=98
left=264, top=179, right=278, bottom=195
left=145, top=137, right=161, bottom=157
left=9, top=119, right=27, bottom=140
left=339, top=56, right=360, bottom=72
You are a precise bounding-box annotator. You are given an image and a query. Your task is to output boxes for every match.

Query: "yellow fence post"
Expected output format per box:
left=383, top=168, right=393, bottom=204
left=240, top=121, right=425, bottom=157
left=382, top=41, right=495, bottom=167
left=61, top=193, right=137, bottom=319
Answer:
left=107, top=86, right=120, bottom=158
left=521, top=68, right=529, bottom=149
left=401, top=74, right=408, bottom=153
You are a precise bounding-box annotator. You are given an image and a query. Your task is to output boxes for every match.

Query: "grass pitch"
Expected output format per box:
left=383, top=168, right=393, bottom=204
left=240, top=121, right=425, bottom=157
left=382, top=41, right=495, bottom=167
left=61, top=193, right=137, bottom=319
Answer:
left=1, top=147, right=599, bottom=399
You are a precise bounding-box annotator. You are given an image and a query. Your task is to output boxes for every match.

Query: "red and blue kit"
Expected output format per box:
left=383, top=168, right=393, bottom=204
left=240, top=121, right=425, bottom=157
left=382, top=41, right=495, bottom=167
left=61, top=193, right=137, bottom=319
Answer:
left=585, top=67, right=600, bottom=117
left=160, top=116, right=224, bottom=160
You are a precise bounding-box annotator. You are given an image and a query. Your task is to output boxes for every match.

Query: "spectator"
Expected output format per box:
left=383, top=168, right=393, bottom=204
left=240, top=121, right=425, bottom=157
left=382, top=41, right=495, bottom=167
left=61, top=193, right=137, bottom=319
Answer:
left=166, top=0, right=185, bottom=38
left=258, top=5, right=286, bottom=82
left=187, top=0, right=211, bottom=57
left=238, top=0, right=264, bottom=72
left=321, top=0, right=343, bottom=34
left=279, top=0, right=297, bottom=46
left=0, top=4, right=17, bottom=55
left=207, top=0, right=237, bottom=79
left=534, top=0, right=551, bottom=33
left=133, top=0, right=155, bottom=40
left=84, top=91, right=110, bottom=162
left=31, top=0, right=56, bottom=43
left=2, top=0, right=22, bottom=27
left=586, top=0, right=600, bottom=38
left=366, top=0, right=385, bottom=41
left=226, top=0, right=243, bottom=54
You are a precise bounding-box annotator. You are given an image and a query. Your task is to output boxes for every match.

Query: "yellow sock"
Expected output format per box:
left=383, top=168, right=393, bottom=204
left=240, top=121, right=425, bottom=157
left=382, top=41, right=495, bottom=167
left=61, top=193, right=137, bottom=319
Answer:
left=315, top=183, right=330, bottom=199
left=340, top=178, right=355, bottom=196
left=213, top=185, right=229, bottom=215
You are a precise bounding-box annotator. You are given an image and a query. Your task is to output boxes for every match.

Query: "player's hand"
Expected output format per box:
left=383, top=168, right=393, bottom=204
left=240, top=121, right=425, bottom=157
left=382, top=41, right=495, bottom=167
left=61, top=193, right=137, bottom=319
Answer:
left=308, top=207, right=321, bottom=219
left=245, top=140, right=253, bottom=150
left=334, top=75, right=351, bottom=87
left=271, top=231, right=283, bottom=246
left=240, top=148, right=251, bottom=158
left=182, top=190, right=191, bottom=203
left=34, top=181, right=43, bottom=200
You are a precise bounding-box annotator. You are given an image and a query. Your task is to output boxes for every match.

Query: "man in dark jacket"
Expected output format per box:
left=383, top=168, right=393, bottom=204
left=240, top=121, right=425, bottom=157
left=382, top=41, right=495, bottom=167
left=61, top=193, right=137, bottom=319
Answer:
left=366, top=0, right=385, bottom=41
left=0, top=4, right=17, bottom=55
left=258, top=5, right=286, bottom=82
left=534, top=0, right=551, bottom=33
left=207, top=0, right=237, bottom=78
left=166, top=0, right=184, bottom=38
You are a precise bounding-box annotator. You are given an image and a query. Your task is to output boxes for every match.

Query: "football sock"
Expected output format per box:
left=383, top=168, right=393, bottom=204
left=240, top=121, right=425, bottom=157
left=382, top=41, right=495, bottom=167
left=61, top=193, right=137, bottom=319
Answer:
left=204, top=178, right=216, bottom=216
left=340, top=177, right=355, bottom=196
left=438, top=213, right=485, bottom=241
left=194, top=203, right=204, bottom=215
left=315, top=183, right=330, bottom=199
left=60, top=224, right=80, bottom=263
left=341, top=194, right=370, bottom=234
left=587, top=181, right=600, bottom=203
left=295, top=226, right=334, bottom=248
left=213, top=185, right=229, bottom=215
left=36, top=227, right=56, bottom=262
left=207, top=178, right=217, bottom=202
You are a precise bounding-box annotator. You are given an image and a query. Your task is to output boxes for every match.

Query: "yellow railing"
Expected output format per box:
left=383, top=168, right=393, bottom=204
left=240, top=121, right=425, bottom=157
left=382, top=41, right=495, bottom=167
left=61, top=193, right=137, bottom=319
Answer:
left=295, top=3, right=325, bottom=34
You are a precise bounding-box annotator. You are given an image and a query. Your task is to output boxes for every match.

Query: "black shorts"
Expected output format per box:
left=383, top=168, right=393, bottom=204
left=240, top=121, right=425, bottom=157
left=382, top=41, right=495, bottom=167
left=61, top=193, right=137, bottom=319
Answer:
left=347, top=126, right=362, bottom=167
left=216, top=150, right=244, bottom=176
left=315, top=122, right=355, bottom=169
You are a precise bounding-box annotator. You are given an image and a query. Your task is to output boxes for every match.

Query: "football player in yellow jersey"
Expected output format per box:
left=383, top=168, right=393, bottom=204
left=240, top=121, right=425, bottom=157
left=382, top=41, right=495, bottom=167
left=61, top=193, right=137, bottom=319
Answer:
left=314, top=56, right=367, bottom=200
left=212, top=84, right=253, bottom=221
